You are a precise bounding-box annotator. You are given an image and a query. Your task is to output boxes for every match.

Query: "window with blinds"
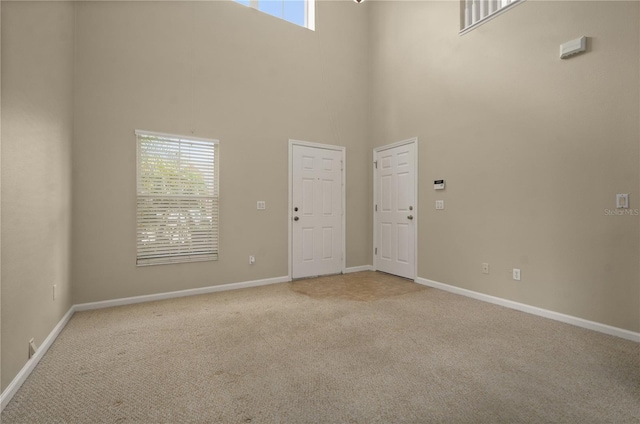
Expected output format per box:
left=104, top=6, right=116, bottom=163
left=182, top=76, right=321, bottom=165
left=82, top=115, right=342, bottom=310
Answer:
left=461, top=0, right=524, bottom=34
left=136, top=130, right=219, bottom=266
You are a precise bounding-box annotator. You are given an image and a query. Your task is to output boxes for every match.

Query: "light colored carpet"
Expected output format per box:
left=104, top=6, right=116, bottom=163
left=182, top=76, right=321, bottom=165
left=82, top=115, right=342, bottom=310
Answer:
left=2, top=271, right=639, bottom=423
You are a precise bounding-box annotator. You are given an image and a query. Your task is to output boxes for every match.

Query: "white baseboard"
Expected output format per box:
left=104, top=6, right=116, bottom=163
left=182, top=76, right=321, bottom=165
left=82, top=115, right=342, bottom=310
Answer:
left=3, top=273, right=636, bottom=413
left=0, top=306, right=75, bottom=411
left=344, top=265, right=374, bottom=273
left=0, top=275, right=290, bottom=412
left=74, top=276, right=290, bottom=312
left=415, top=277, right=640, bottom=343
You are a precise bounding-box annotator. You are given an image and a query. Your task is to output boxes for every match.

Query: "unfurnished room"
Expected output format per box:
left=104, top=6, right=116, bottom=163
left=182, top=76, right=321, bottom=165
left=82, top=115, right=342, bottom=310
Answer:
left=0, top=0, right=639, bottom=422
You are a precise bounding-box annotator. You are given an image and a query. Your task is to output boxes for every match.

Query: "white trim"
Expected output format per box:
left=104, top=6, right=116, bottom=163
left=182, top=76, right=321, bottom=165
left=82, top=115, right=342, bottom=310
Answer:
left=374, top=137, right=418, bottom=153
left=289, top=139, right=343, bottom=152
left=0, top=307, right=75, bottom=411
left=307, top=0, right=316, bottom=31
left=3, top=273, right=637, bottom=412
left=288, top=140, right=346, bottom=280
left=373, top=137, right=419, bottom=280
left=0, top=275, right=289, bottom=412
left=344, top=265, right=374, bottom=274
left=74, top=276, right=290, bottom=312
left=415, top=277, right=640, bottom=343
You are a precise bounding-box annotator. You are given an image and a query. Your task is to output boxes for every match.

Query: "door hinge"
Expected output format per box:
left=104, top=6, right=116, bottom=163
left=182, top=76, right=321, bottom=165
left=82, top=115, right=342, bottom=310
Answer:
left=341, top=160, right=344, bottom=171
left=375, top=247, right=377, bottom=255
left=375, top=204, right=377, bottom=212
left=374, top=161, right=378, bottom=169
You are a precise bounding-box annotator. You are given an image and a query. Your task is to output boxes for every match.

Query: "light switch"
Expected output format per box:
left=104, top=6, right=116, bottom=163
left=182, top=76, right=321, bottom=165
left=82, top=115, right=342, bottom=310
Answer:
left=435, top=200, right=444, bottom=210
left=257, top=201, right=266, bottom=210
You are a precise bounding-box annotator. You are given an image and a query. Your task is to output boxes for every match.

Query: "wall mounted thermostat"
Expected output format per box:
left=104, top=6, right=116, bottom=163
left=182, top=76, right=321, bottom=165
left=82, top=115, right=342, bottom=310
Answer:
left=434, top=180, right=445, bottom=190
left=560, top=36, right=587, bottom=59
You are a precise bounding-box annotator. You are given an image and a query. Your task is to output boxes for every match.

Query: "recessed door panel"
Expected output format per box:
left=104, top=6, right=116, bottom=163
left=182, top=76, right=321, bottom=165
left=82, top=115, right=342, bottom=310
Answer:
left=302, top=228, right=314, bottom=261
left=322, top=180, right=333, bottom=215
left=397, top=223, right=409, bottom=264
left=381, top=175, right=392, bottom=212
left=302, top=179, right=314, bottom=215
left=322, top=227, right=333, bottom=259
left=302, top=156, right=314, bottom=170
left=380, top=222, right=392, bottom=260
left=397, top=152, right=409, bottom=167
left=397, top=172, right=410, bottom=211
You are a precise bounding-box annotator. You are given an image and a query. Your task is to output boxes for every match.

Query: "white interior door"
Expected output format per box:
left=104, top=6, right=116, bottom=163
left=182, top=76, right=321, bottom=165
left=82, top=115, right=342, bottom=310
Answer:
left=291, top=144, right=344, bottom=279
left=374, top=140, right=417, bottom=279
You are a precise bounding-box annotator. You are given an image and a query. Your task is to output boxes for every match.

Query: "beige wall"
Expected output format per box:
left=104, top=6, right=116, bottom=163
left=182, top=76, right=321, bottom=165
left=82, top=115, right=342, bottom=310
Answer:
left=1, top=2, right=75, bottom=391
left=370, top=1, right=640, bottom=331
left=71, top=1, right=372, bottom=303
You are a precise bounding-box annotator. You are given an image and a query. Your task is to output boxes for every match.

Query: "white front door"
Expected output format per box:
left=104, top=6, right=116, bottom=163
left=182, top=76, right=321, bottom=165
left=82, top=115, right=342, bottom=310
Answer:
left=374, top=140, right=417, bottom=279
left=291, top=144, right=344, bottom=279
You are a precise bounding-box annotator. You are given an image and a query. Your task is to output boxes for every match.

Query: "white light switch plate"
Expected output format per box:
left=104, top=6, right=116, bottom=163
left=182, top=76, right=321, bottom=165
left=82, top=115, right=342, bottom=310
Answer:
left=513, top=268, right=521, bottom=281
left=435, top=200, right=444, bottom=210
left=257, top=201, right=266, bottom=210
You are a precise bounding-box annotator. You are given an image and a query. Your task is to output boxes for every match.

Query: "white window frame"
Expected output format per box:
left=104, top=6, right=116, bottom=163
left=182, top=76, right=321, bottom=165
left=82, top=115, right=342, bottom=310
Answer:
left=237, top=0, right=315, bottom=31
left=135, top=130, right=220, bottom=266
left=460, top=0, right=525, bottom=35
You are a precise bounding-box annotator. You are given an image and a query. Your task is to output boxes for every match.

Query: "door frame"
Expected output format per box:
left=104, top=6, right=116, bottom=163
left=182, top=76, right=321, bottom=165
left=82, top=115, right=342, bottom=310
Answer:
left=288, top=139, right=346, bottom=280
left=373, top=137, right=419, bottom=280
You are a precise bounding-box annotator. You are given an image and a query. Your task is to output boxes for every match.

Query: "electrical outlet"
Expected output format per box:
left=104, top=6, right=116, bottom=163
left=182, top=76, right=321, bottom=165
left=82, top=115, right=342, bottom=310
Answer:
left=513, top=268, right=521, bottom=281
left=53, top=284, right=57, bottom=300
left=435, top=200, right=444, bottom=210
left=249, top=255, right=256, bottom=265
left=257, top=201, right=266, bottom=210
left=616, top=194, right=629, bottom=209
left=482, top=263, right=489, bottom=274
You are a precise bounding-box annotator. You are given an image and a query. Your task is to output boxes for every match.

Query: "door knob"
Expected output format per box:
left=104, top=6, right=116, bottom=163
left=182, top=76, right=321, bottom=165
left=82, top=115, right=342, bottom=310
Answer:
left=294, top=216, right=299, bottom=221
left=407, top=215, right=413, bottom=220
left=294, top=207, right=299, bottom=212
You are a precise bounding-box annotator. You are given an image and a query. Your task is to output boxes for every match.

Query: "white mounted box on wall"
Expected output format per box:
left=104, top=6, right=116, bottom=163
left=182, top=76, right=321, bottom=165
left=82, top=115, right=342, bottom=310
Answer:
left=434, top=180, right=445, bottom=190
left=560, top=36, right=587, bottom=59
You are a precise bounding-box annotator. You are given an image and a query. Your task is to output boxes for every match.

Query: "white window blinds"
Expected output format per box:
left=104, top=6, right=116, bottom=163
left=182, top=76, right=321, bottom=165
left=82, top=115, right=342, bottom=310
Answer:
left=461, top=0, right=524, bottom=34
left=136, top=130, right=219, bottom=266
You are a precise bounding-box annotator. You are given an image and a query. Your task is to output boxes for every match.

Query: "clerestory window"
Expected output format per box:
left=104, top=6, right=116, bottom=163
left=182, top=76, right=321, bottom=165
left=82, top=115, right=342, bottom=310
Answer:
left=461, top=0, right=525, bottom=35
left=234, top=0, right=315, bottom=31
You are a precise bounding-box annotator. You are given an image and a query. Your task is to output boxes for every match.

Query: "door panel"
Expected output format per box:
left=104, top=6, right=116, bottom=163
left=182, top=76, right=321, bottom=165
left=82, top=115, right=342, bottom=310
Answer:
left=322, top=227, right=333, bottom=259
left=375, top=142, right=416, bottom=279
left=397, top=224, right=409, bottom=263
left=322, top=180, right=333, bottom=214
left=292, top=145, right=343, bottom=279
left=302, top=228, right=314, bottom=261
